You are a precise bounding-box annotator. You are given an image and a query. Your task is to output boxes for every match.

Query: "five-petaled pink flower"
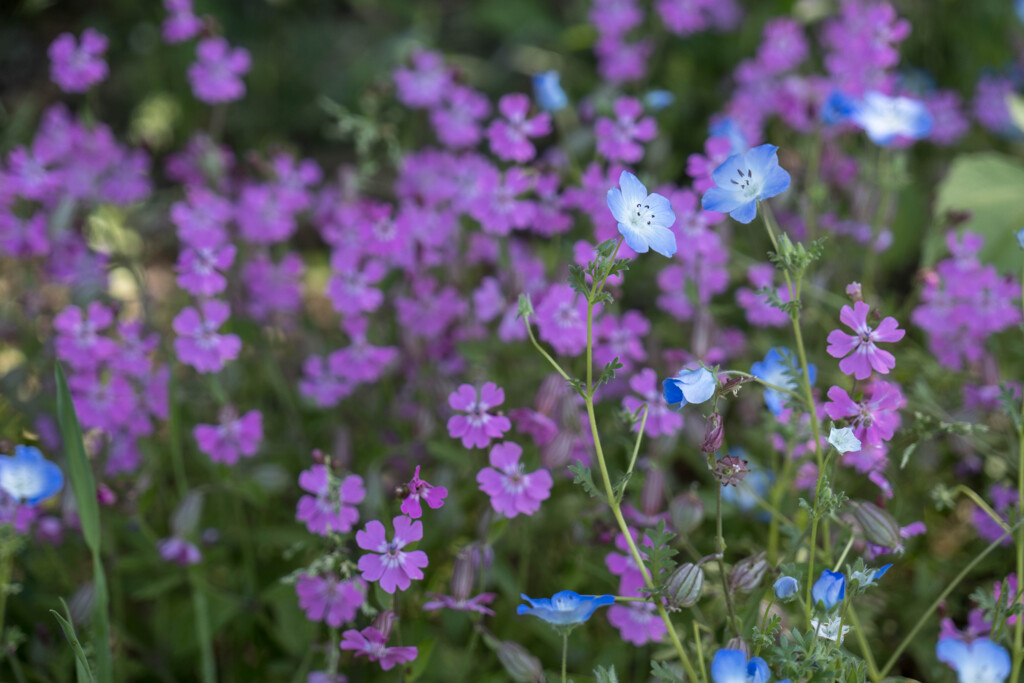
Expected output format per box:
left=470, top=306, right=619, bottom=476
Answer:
left=172, top=299, right=241, bottom=374
left=340, top=625, right=418, bottom=670
left=295, top=573, right=365, bottom=628
left=188, top=37, right=251, bottom=104
left=400, top=466, right=448, bottom=518
left=446, top=382, right=512, bottom=449
left=824, top=382, right=904, bottom=447
left=295, top=465, right=365, bottom=536
left=476, top=441, right=553, bottom=518
left=826, top=301, right=905, bottom=380
left=595, top=96, right=657, bottom=163
left=487, top=94, right=552, bottom=163
left=356, top=516, right=429, bottom=594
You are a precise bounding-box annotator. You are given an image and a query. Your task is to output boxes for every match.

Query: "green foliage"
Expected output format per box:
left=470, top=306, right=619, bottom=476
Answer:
left=568, top=462, right=604, bottom=501
left=650, top=659, right=685, bottom=682
left=644, top=521, right=679, bottom=586
left=593, top=664, right=619, bottom=683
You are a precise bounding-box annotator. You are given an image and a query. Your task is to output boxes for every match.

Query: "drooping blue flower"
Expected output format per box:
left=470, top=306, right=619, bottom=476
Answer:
left=1017, top=0, right=1024, bottom=24
left=662, top=367, right=716, bottom=409
left=0, top=445, right=64, bottom=506
left=606, top=171, right=677, bottom=257
left=532, top=71, right=568, bottom=112
left=936, top=637, right=1011, bottom=683
left=643, top=89, right=675, bottom=112
left=517, top=591, right=614, bottom=626
left=750, top=347, right=815, bottom=416
left=710, top=648, right=770, bottom=683
left=1016, top=227, right=1024, bottom=249
left=773, top=575, right=799, bottom=599
left=701, top=143, right=791, bottom=224
left=811, top=570, right=846, bottom=611
left=848, top=91, right=933, bottom=146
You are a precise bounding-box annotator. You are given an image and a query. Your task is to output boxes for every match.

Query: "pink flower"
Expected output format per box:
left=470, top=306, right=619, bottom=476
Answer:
left=446, top=382, right=512, bottom=449
left=826, top=302, right=905, bottom=380
left=622, top=369, right=683, bottom=438
left=48, top=29, right=109, bottom=93
left=340, top=626, right=418, bottom=671
left=172, top=299, right=241, bottom=374
left=193, top=408, right=263, bottom=465
left=431, top=86, right=491, bottom=149
left=535, top=283, right=592, bottom=357
left=393, top=50, right=452, bottom=109
left=595, top=97, right=657, bottom=163
left=476, top=442, right=553, bottom=518
left=355, top=516, right=429, bottom=594
left=607, top=602, right=666, bottom=645
left=295, top=574, right=365, bottom=628
left=163, top=0, right=203, bottom=43
left=176, top=243, right=236, bottom=296
left=157, top=537, right=201, bottom=566
left=53, top=302, right=118, bottom=371
left=487, top=94, right=551, bottom=163
left=296, top=465, right=365, bottom=536
left=422, top=592, right=497, bottom=616
left=399, top=466, right=448, bottom=519
left=188, top=37, right=251, bottom=104
left=824, top=382, right=904, bottom=447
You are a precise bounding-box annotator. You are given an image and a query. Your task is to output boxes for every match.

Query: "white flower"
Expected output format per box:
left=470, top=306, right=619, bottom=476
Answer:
left=811, top=615, right=851, bottom=644
left=828, top=426, right=862, bottom=454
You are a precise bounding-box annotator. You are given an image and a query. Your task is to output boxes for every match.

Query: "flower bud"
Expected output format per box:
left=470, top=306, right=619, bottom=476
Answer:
left=845, top=281, right=863, bottom=302
left=496, top=640, right=545, bottom=682
left=728, top=552, right=768, bottom=593
left=851, top=501, right=902, bottom=549
left=773, top=575, right=799, bottom=600
left=701, top=412, right=725, bottom=454
left=664, top=562, right=705, bottom=608
left=171, top=490, right=204, bottom=537
left=451, top=548, right=476, bottom=602
left=641, top=466, right=665, bottom=518
left=372, top=610, right=397, bottom=640
left=725, top=637, right=750, bottom=658
left=669, top=491, right=704, bottom=535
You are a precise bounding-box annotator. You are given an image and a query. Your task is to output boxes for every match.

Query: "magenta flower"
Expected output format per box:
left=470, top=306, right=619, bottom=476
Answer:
left=824, top=382, right=904, bottom=447
left=607, top=602, right=666, bottom=646
left=295, top=574, right=365, bottom=628
left=826, top=302, right=905, bottom=380
left=295, top=465, right=365, bottom=536
left=176, top=243, right=236, bottom=296
left=622, top=369, right=684, bottom=438
left=340, top=626, right=418, bottom=671
left=188, top=37, right=251, bottom=104
left=163, top=0, right=203, bottom=43
left=355, top=516, right=429, bottom=594
left=193, top=408, right=263, bottom=466
left=399, top=466, right=448, bottom=519
left=446, top=382, right=512, bottom=449
left=157, top=537, right=201, bottom=566
left=535, top=283, right=592, bottom=357
left=423, top=592, right=497, bottom=616
left=48, top=29, right=109, bottom=93
left=53, top=302, right=118, bottom=371
left=595, top=97, right=657, bottom=163
left=486, top=94, right=551, bottom=163
left=326, top=258, right=387, bottom=317
left=172, top=300, right=241, bottom=374
left=241, top=252, right=305, bottom=321
left=393, top=50, right=452, bottom=109
left=171, top=187, right=234, bottom=247
left=431, top=86, right=491, bottom=149
left=476, top=442, right=553, bottom=518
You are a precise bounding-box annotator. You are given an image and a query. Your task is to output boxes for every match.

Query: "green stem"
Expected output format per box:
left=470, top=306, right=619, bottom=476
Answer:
left=561, top=631, right=568, bottom=683
left=524, top=313, right=571, bottom=382
left=832, top=534, right=855, bottom=573
left=716, top=486, right=741, bottom=639
left=846, top=607, right=881, bottom=682
left=950, top=485, right=1012, bottom=533
left=717, top=370, right=805, bottom=404
left=0, top=535, right=12, bottom=647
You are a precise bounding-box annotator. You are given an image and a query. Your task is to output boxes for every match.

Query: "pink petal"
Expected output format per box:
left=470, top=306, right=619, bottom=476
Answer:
left=825, top=330, right=859, bottom=359
left=356, top=520, right=386, bottom=551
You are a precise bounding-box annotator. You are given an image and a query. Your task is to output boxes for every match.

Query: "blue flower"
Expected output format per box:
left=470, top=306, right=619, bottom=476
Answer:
left=1016, top=227, right=1024, bottom=249
left=532, top=71, right=568, bottom=112
left=750, top=348, right=815, bottom=416
left=643, top=89, right=674, bottom=111
left=851, top=563, right=892, bottom=587
left=517, top=591, right=614, bottom=626
left=811, top=570, right=846, bottom=611
left=773, top=576, right=799, bottom=599
left=709, top=117, right=748, bottom=155
left=662, top=367, right=716, bottom=409
left=701, top=143, right=791, bottom=224
left=936, top=638, right=1011, bottom=683
left=821, top=91, right=859, bottom=125
left=848, top=91, right=932, bottom=146
left=606, top=171, right=677, bottom=257
left=710, top=648, right=770, bottom=683
left=720, top=451, right=771, bottom=513
left=0, top=445, right=64, bottom=506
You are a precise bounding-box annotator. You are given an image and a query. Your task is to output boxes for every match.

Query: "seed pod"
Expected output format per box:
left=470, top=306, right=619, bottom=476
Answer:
left=497, top=640, right=545, bottom=682
left=728, top=551, right=768, bottom=594
left=450, top=548, right=476, bottom=602
left=851, top=501, right=901, bottom=549
left=372, top=610, right=397, bottom=640
left=669, top=491, right=704, bottom=535
left=725, top=637, right=750, bottom=658
left=701, top=412, right=725, bottom=454
left=664, top=562, right=705, bottom=608
left=641, top=466, right=665, bottom=518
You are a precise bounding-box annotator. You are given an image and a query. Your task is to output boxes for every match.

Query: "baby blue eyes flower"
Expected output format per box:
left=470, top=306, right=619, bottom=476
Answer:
left=750, top=347, right=815, bottom=416
left=517, top=590, right=614, bottom=626
left=936, top=637, right=1011, bottom=683
left=850, top=91, right=933, bottom=146
left=851, top=563, right=892, bottom=587
left=773, top=575, right=799, bottom=599
left=701, top=143, right=791, bottom=224
left=532, top=71, right=568, bottom=112
left=0, top=444, right=64, bottom=506
left=662, top=367, right=716, bottom=409
left=1016, top=227, right=1024, bottom=249
left=606, top=171, right=677, bottom=257
left=710, top=648, right=770, bottom=683
left=709, top=117, right=748, bottom=155
left=643, top=89, right=674, bottom=111
left=828, top=426, right=862, bottom=454
left=811, top=569, right=846, bottom=611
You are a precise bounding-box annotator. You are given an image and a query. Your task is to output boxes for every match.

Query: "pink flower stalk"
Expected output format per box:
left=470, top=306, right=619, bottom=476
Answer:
left=422, top=592, right=497, bottom=616
left=595, top=97, right=657, bottom=163
left=446, top=382, right=512, bottom=449
left=824, top=382, right=904, bottom=447
left=193, top=408, right=263, bottom=465
left=295, top=574, right=365, bottom=627
left=826, top=302, right=905, bottom=380
left=399, top=466, right=448, bottom=519
left=340, top=626, right=418, bottom=671
left=188, top=37, right=251, bottom=104
left=295, top=465, right=365, bottom=536
left=48, top=29, right=109, bottom=93
left=476, top=442, right=553, bottom=518
left=355, top=516, right=429, bottom=594
left=486, top=94, right=551, bottom=163
left=172, top=299, right=241, bottom=374
left=622, top=369, right=684, bottom=438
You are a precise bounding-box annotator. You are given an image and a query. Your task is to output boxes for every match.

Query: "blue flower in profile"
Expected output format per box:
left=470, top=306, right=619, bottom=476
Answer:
left=848, top=91, right=932, bottom=146
left=701, top=143, right=791, bottom=224
left=773, top=576, right=799, bottom=600
left=750, top=347, right=815, bottom=416
left=852, top=563, right=892, bottom=588
left=662, top=367, right=716, bottom=409
left=710, top=648, right=770, bottom=683
left=1016, top=227, right=1024, bottom=249
left=821, top=91, right=859, bottom=125
left=709, top=117, right=748, bottom=155
left=643, top=89, right=674, bottom=111
left=811, top=570, right=846, bottom=611
left=0, top=445, right=64, bottom=506
left=606, top=171, right=677, bottom=257
left=532, top=71, right=568, bottom=112
left=936, top=637, right=1010, bottom=683
left=517, top=591, right=614, bottom=626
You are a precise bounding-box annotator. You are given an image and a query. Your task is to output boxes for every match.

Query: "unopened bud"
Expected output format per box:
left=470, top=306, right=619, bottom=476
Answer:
left=497, top=640, right=544, bottom=682
left=641, top=466, right=665, bottom=518
left=664, top=562, right=705, bottom=608
left=96, top=483, right=117, bottom=506
left=728, top=551, right=768, bottom=593
left=701, top=413, right=725, bottom=454
left=310, top=449, right=326, bottom=465
left=451, top=549, right=476, bottom=602
left=669, top=491, right=704, bottom=535
left=171, top=490, right=204, bottom=537
left=372, top=610, right=397, bottom=640
left=851, top=501, right=902, bottom=549
left=845, top=282, right=863, bottom=302
left=725, top=637, right=750, bottom=658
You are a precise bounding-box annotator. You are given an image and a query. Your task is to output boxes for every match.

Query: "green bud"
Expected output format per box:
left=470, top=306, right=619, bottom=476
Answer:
left=728, top=551, right=768, bottom=594
left=664, top=562, right=705, bottom=608
left=851, top=500, right=902, bottom=549
left=669, top=491, right=704, bottom=535
left=497, top=641, right=544, bottom=682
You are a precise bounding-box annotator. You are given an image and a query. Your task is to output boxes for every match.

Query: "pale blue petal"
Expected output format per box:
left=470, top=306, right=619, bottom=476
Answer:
left=617, top=221, right=650, bottom=254
left=936, top=638, right=969, bottom=670
left=645, top=193, right=676, bottom=228
left=645, top=225, right=677, bottom=258
left=710, top=649, right=748, bottom=683
left=618, top=171, right=649, bottom=208
left=710, top=153, right=746, bottom=189
left=729, top=199, right=758, bottom=224
left=607, top=187, right=629, bottom=224
left=760, top=166, right=791, bottom=200
left=970, top=639, right=1011, bottom=679
left=744, top=144, right=780, bottom=177
left=702, top=187, right=743, bottom=214
left=747, top=657, right=770, bottom=683
left=662, top=378, right=686, bottom=408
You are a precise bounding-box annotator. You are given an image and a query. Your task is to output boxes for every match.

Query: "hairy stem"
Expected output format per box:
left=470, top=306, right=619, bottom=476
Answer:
left=716, top=486, right=741, bottom=639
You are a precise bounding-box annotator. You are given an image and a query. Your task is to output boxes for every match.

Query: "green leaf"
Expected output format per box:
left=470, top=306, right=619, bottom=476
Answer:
left=406, top=638, right=436, bottom=681
left=516, top=293, right=534, bottom=319
left=568, top=462, right=604, bottom=501
left=1007, top=93, right=1024, bottom=134
left=50, top=599, right=96, bottom=683
left=594, top=664, right=619, bottom=683
left=611, top=470, right=632, bottom=505
left=644, top=521, right=678, bottom=584
left=650, top=660, right=685, bottom=682
left=55, top=363, right=101, bottom=554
